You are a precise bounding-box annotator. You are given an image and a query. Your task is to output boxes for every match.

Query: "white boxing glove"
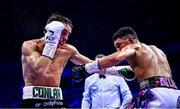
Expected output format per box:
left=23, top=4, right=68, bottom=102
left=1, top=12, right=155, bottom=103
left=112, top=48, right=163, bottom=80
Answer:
left=106, top=66, right=130, bottom=76
left=106, top=66, right=136, bottom=81
left=84, top=60, right=100, bottom=74
left=42, top=21, right=64, bottom=59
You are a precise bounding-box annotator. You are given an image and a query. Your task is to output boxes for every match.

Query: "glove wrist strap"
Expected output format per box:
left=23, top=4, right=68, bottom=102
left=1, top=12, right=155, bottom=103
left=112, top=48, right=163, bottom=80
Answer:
left=42, top=43, right=58, bottom=59
left=85, top=60, right=100, bottom=74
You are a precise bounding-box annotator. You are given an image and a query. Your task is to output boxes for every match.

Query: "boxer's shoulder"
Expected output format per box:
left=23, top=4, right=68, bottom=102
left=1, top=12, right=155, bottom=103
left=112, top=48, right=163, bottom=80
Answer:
left=22, top=39, right=42, bottom=53
left=62, top=44, right=78, bottom=51
left=30, top=38, right=44, bottom=44
left=23, top=39, right=43, bottom=46
left=63, top=43, right=74, bottom=48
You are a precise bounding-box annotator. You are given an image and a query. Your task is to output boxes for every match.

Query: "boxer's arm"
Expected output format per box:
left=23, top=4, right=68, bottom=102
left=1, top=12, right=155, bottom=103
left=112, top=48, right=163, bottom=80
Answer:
left=83, top=47, right=136, bottom=74
left=71, top=53, right=92, bottom=65
left=64, top=45, right=92, bottom=81
left=71, top=44, right=138, bottom=76
left=22, top=21, right=64, bottom=73
left=69, top=45, right=92, bottom=65
left=106, top=66, right=136, bottom=81
left=71, top=47, right=136, bottom=75
left=22, top=41, right=51, bottom=73
left=70, top=52, right=93, bottom=81
left=98, top=47, right=136, bottom=70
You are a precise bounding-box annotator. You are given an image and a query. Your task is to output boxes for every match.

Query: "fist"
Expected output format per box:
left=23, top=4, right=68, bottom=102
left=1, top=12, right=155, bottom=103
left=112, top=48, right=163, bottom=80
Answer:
left=36, top=40, right=45, bottom=53
left=44, top=21, right=64, bottom=44
left=71, top=65, right=91, bottom=82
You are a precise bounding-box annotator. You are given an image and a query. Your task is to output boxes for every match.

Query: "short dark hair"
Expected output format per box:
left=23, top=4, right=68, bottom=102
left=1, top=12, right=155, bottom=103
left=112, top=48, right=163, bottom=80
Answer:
left=112, top=27, right=137, bottom=42
left=46, top=13, right=73, bottom=29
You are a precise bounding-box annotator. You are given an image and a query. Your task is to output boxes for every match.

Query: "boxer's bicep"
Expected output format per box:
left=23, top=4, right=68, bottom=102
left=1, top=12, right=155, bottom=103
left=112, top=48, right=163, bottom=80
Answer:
left=97, top=48, right=136, bottom=70
left=26, top=51, right=51, bottom=73
left=117, top=47, right=136, bottom=60
left=68, top=45, right=92, bottom=65
left=21, top=41, right=34, bottom=56
left=22, top=41, right=51, bottom=72
left=115, top=44, right=139, bottom=62
left=27, top=52, right=41, bottom=66
left=22, top=41, right=40, bottom=65
left=70, top=53, right=92, bottom=65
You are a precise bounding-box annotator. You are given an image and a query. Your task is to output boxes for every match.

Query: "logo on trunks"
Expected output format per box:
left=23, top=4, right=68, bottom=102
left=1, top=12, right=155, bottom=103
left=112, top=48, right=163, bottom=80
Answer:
left=160, top=77, right=177, bottom=88
left=43, top=100, right=63, bottom=107
left=33, top=87, right=61, bottom=99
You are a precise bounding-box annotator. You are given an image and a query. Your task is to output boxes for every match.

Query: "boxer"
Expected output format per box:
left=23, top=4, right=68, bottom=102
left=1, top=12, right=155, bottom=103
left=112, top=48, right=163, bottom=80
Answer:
left=21, top=13, right=91, bottom=108
left=73, top=27, right=180, bottom=108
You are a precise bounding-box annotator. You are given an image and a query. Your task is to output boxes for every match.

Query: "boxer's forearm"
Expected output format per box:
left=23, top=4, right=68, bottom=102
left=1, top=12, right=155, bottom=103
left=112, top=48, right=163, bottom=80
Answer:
left=70, top=53, right=92, bottom=65
left=33, top=56, right=51, bottom=73
left=26, top=51, right=51, bottom=73
left=33, top=21, right=64, bottom=72
left=98, top=49, right=135, bottom=70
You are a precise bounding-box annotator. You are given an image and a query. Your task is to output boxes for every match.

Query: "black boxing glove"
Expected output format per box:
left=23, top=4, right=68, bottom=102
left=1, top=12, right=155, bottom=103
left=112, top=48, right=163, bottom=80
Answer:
left=71, top=60, right=102, bottom=82
left=71, top=65, right=92, bottom=82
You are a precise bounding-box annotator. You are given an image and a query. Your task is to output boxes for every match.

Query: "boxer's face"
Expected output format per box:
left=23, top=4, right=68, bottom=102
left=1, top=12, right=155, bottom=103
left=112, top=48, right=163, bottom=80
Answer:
left=60, top=24, right=72, bottom=45
left=114, top=37, right=129, bottom=51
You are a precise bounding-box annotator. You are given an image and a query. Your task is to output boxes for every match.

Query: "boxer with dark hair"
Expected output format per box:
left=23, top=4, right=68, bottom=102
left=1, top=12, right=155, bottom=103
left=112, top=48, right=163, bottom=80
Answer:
left=21, top=13, right=91, bottom=108
left=74, top=27, right=180, bottom=108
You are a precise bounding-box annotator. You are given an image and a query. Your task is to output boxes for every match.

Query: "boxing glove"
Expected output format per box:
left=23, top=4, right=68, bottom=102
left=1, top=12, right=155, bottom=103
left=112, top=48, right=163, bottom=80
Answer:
left=71, top=65, right=92, bottom=82
left=42, top=21, right=64, bottom=59
left=106, top=66, right=136, bottom=81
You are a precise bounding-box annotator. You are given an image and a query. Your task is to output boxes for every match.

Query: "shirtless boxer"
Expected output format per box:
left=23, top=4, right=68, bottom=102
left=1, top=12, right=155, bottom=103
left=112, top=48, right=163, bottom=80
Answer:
left=76, top=27, right=180, bottom=108
left=21, top=13, right=91, bottom=108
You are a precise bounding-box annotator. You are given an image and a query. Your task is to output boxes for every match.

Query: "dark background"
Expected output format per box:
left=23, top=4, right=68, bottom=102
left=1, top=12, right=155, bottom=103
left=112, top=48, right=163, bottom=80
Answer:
left=0, top=0, right=179, bottom=108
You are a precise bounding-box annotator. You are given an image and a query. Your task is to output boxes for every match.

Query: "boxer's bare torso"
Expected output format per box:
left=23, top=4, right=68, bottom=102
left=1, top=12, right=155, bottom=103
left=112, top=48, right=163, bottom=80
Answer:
left=126, top=43, right=172, bottom=81
left=99, top=42, right=172, bottom=82
left=22, top=39, right=91, bottom=87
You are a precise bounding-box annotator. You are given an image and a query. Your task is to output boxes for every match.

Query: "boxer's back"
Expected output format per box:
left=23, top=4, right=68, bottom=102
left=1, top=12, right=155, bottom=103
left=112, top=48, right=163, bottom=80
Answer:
left=128, top=43, right=172, bottom=81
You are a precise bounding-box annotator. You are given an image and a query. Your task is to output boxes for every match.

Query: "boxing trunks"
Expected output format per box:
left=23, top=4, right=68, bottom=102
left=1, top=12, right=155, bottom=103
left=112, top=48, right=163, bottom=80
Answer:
left=126, top=76, right=180, bottom=108
left=21, top=86, right=68, bottom=108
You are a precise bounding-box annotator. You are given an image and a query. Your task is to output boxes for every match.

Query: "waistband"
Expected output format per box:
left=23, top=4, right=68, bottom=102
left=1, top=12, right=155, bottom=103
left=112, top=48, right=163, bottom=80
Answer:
left=139, top=76, right=177, bottom=90
left=23, top=86, right=63, bottom=100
